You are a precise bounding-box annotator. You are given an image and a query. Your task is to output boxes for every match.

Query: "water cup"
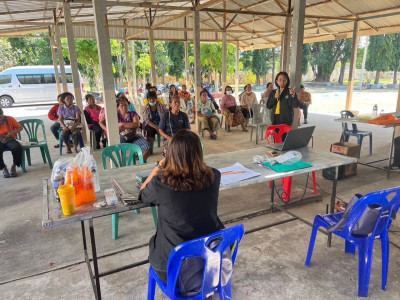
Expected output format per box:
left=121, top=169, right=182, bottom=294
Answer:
left=58, top=185, right=76, bottom=216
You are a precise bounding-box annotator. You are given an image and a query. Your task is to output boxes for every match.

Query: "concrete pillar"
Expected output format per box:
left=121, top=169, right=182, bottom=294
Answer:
left=131, top=40, right=138, bottom=102
left=92, top=0, right=119, bottom=146
left=64, top=2, right=87, bottom=141
left=148, top=29, right=157, bottom=85
left=282, top=16, right=292, bottom=72
left=235, top=41, right=240, bottom=100
left=193, top=10, right=201, bottom=132
left=345, top=21, right=359, bottom=110
left=289, top=0, right=306, bottom=129
left=125, top=40, right=132, bottom=100
left=222, top=31, right=227, bottom=92
left=48, top=26, right=61, bottom=95
left=53, top=20, right=67, bottom=92
left=185, top=41, right=190, bottom=88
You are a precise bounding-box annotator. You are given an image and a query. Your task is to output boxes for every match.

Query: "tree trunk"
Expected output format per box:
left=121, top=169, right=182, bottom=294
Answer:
left=338, top=59, right=346, bottom=85
left=214, top=70, right=219, bottom=93
left=208, top=69, right=212, bottom=84
left=394, top=70, right=398, bottom=84
left=374, top=70, right=381, bottom=84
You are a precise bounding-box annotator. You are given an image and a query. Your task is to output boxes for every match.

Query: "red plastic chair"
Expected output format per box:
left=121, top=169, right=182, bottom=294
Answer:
left=265, top=124, right=317, bottom=202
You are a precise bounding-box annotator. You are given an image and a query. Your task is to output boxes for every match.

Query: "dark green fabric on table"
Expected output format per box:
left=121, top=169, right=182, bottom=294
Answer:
left=262, top=161, right=312, bottom=172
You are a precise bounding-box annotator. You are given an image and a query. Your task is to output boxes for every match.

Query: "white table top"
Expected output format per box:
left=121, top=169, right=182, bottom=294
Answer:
left=43, top=146, right=357, bottom=229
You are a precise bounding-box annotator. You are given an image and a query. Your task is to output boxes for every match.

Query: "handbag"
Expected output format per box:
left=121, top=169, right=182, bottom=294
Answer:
left=228, top=106, right=237, bottom=113
left=120, top=128, right=139, bottom=143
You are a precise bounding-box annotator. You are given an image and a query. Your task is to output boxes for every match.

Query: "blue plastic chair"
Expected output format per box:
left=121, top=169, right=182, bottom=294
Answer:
left=147, top=224, right=245, bottom=300
left=340, top=110, right=372, bottom=156
left=101, top=143, right=157, bottom=240
left=58, top=128, right=84, bottom=155
left=305, top=187, right=400, bottom=297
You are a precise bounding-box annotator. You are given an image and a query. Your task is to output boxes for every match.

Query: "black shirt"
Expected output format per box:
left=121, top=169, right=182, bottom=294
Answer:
left=267, top=88, right=300, bottom=126
left=139, top=168, right=224, bottom=273
left=158, top=111, right=190, bottom=137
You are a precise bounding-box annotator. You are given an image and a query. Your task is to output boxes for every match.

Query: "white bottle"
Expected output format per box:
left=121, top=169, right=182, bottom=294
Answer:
left=90, top=156, right=100, bottom=192
left=372, top=104, right=378, bottom=118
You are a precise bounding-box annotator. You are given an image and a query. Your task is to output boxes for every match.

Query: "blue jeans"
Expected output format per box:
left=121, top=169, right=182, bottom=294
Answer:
left=50, top=122, right=60, bottom=140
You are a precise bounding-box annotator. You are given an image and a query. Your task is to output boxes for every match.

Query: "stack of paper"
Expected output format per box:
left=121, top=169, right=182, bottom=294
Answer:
left=219, top=162, right=261, bottom=186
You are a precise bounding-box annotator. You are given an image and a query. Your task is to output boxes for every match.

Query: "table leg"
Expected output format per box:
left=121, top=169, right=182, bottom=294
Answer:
left=89, top=218, right=102, bottom=300
left=387, top=129, right=395, bottom=178
left=270, top=180, right=275, bottom=212
left=327, top=166, right=339, bottom=247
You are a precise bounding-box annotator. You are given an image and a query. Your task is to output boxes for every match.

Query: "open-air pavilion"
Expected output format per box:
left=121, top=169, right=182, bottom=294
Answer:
left=1, top=1, right=400, bottom=299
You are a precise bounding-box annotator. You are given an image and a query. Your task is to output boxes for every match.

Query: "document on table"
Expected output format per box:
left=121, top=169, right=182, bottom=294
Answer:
left=219, top=162, right=261, bottom=186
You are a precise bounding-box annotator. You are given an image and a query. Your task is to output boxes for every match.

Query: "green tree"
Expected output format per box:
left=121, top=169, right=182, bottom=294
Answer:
left=240, top=50, right=253, bottom=71
left=155, top=42, right=172, bottom=84
left=366, top=34, right=393, bottom=84
left=73, top=39, right=100, bottom=90
left=252, top=49, right=268, bottom=85
left=166, top=41, right=185, bottom=78
left=388, top=33, right=400, bottom=84
left=0, top=38, right=18, bottom=72
left=309, top=40, right=347, bottom=82
left=302, top=44, right=311, bottom=76
left=338, top=39, right=352, bottom=85
left=8, top=37, right=52, bottom=66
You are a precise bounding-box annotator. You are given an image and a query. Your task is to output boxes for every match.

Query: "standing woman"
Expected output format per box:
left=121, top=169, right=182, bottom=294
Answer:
left=168, top=84, right=179, bottom=103
left=267, top=71, right=300, bottom=126
left=139, top=130, right=224, bottom=289
left=58, top=92, right=82, bottom=154
left=220, top=85, right=247, bottom=132
left=84, top=94, right=106, bottom=149
left=142, top=91, right=168, bottom=145
left=0, top=108, right=23, bottom=178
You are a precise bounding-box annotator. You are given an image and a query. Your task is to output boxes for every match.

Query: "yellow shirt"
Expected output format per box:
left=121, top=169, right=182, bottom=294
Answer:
left=144, top=97, right=164, bottom=106
left=275, top=90, right=280, bottom=114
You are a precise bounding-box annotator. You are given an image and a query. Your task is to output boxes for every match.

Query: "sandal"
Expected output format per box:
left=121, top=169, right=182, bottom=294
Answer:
left=67, top=149, right=72, bottom=154
left=54, top=144, right=60, bottom=148
left=10, top=172, right=17, bottom=177
left=3, top=171, right=10, bottom=178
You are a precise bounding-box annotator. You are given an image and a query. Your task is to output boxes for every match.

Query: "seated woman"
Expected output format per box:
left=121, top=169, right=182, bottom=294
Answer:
left=84, top=94, right=107, bottom=149
left=48, top=94, right=63, bottom=148
left=142, top=91, right=168, bottom=146
left=99, top=98, right=150, bottom=162
left=139, top=129, right=225, bottom=290
left=197, top=90, right=220, bottom=140
left=158, top=96, right=190, bottom=156
left=58, top=92, right=82, bottom=154
left=240, top=84, right=258, bottom=122
left=0, top=107, right=23, bottom=178
left=220, top=85, right=247, bottom=132
left=168, top=84, right=179, bottom=103
left=116, top=92, right=136, bottom=112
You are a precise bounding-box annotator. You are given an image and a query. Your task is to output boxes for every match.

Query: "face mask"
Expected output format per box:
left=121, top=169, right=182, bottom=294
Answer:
left=149, top=101, right=156, bottom=106
left=226, top=91, right=232, bottom=95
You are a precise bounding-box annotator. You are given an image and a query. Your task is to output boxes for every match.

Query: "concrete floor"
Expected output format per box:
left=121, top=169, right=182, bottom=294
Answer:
left=0, top=109, right=400, bottom=299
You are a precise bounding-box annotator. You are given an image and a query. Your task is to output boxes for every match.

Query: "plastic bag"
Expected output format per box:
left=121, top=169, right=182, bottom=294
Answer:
left=51, top=157, right=72, bottom=201
left=64, top=147, right=98, bottom=206
left=254, top=151, right=302, bottom=166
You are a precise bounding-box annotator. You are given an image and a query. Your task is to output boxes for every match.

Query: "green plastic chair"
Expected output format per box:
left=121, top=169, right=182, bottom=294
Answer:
left=17, top=119, right=53, bottom=173
left=101, top=143, right=157, bottom=240
left=149, top=134, right=161, bottom=155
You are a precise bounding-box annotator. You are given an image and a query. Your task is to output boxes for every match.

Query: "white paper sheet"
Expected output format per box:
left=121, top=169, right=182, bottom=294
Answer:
left=219, top=162, right=261, bottom=186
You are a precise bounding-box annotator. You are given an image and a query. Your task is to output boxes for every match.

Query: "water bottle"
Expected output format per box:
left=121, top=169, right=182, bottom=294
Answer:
left=372, top=104, right=378, bottom=118
left=90, top=157, right=100, bottom=192
left=380, top=109, right=384, bottom=116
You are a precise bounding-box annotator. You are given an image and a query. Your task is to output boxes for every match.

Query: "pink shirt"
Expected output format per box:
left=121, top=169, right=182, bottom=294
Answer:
left=220, top=94, right=237, bottom=108
left=84, top=104, right=101, bottom=128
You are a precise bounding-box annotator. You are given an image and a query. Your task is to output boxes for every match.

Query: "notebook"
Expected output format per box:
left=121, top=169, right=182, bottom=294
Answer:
left=266, top=126, right=315, bottom=151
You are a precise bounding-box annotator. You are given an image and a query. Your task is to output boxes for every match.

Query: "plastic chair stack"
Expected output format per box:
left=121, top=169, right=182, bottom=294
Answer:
left=340, top=110, right=372, bottom=157
left=101, top=143, right=157, bottom=240
left=265, top=125, right=317, bottom=202
left=249, top=104, right=272, bottom=144
left=17, top=119, right=53, bottom=173
left=147, top=224, right=245, bottom=300
left=305, top=187, right=400, bottom=297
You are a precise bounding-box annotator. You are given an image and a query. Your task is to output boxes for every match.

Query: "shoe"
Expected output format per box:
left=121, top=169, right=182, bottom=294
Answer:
left=96, top=143, right=101, bottom=150
left=304, top=120, right=308, bottom=124
left=10, top=172, right=17, bottom=177
left=3, top=171, right=10, bottom=178
left=384, top=165, right=400, bottom=171
left=54, top=144, right=60, bottom=148
left=102, top=139, right=107, bottom=148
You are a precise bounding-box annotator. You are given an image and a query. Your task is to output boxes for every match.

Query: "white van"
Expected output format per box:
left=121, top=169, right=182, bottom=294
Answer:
left=0, top=65, right=83, bottom=108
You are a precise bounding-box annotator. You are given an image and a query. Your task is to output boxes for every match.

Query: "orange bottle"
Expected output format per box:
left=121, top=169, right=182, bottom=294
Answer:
left=65, top=166, right=84, bottom=207
left=82, top=166, right=96, bottom=204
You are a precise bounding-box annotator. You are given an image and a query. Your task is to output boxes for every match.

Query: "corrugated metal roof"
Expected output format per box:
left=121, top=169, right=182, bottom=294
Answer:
left=0, top=0, right=399, bottom=50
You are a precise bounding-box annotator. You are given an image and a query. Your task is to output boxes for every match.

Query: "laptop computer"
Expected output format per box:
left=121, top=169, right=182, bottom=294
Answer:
left=266, top=126, right=315, bottom=151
